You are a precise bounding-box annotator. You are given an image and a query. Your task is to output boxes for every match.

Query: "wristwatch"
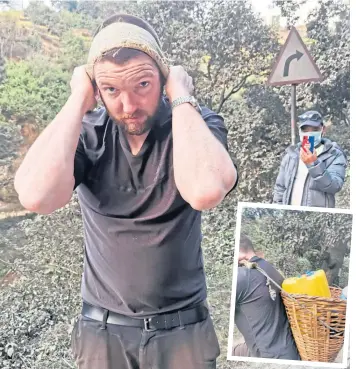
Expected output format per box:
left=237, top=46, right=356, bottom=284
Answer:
left=171, top=96, right=202, bottom=113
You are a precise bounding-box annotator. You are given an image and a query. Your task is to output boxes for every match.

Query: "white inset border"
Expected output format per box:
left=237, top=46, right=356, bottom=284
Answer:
left=227, top=202, right=354, bottom=368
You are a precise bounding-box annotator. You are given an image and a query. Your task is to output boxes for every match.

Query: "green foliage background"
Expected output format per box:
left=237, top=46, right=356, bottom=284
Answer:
left=0, top=1, right=351, bottom=368
left=240, top=207, right=351, bottom=288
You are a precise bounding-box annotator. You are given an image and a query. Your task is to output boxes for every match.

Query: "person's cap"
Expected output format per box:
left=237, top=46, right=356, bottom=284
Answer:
left=298, top=110, right=323, bottom=128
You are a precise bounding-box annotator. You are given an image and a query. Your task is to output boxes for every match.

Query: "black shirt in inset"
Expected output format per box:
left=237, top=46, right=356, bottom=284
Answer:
left=235, top=256, right=300, bottom=360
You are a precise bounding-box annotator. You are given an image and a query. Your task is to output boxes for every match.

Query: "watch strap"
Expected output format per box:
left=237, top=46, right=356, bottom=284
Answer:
left=171, top=96, right=201, bottom=112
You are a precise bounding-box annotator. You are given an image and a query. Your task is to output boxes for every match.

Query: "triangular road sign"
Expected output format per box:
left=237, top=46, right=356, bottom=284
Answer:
left=267, top=26, right=323, bottom=86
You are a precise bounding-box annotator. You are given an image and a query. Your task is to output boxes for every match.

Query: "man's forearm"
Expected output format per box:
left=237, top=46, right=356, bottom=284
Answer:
left=272, top=190, right=283, bottom=204
left=172, top=103, right=236, bottom=210
left=308, top=160, right=345, bottom=194
left=14, top=92, right=89, bottom=213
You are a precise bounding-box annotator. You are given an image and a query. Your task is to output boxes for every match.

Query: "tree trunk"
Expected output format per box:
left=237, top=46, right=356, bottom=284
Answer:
left=321, top=240, right=348, bottom=286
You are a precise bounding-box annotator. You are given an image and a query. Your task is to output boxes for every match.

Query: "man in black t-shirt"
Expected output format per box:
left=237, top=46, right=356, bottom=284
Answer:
left=233, top=234, right=300, bottom=360
left=14, top=14, right=238, bottom=369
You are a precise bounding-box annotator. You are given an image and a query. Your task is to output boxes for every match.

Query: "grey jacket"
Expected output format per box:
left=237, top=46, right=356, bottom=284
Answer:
left=273, top=138, right=347, bottom=208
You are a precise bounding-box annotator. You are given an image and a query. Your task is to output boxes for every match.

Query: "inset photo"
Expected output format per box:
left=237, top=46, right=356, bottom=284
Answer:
left=228, top=203, right=353, bottom=367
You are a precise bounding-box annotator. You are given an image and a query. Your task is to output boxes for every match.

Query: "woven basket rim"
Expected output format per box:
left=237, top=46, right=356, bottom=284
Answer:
left=281, top=287, right=347, bottom=304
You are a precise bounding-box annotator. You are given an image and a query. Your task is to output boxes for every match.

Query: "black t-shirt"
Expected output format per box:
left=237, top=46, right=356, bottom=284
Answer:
left=235, top=256, right=300, bottom=360
left=74, top=97, right=236, bottom=318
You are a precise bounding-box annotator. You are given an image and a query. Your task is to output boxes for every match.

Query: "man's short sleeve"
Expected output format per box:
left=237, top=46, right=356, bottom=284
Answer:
left=73, top=108, right=107, bottom=190
left=236, top=266, right=250, bottom=305
left=201, top=107, right=229, bottom=149
left=73, top=135, right=91, bottom=190
left=201, top=106, right=238, bottom=194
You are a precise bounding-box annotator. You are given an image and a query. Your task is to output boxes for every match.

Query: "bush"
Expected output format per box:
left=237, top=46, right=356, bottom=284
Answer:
left=0, top=58, right=70, bottom=126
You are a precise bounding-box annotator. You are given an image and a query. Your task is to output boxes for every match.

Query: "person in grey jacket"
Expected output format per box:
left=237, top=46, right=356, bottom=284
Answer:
left=273, top=111, right=347, bottom=208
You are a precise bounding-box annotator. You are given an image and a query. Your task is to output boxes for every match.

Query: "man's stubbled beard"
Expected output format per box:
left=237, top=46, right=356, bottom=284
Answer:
left=98, top=88, right=164, bottom=136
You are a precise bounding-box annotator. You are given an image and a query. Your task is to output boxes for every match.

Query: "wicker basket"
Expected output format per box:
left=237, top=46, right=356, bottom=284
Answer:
left=281, top=287, right=347, bottom=362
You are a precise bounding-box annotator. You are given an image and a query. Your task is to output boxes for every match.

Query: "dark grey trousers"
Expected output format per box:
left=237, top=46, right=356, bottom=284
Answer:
left=71, top=314, right=220, bottom=369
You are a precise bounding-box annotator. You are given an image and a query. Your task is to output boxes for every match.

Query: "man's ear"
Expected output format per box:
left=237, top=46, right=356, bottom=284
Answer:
left=93, top=82, right=99, bottom=100
left=93, top=81, right=103, bottom=105
left=159, top=70, right=167, bottom=93
left=256, top=250, right=264, bottom=259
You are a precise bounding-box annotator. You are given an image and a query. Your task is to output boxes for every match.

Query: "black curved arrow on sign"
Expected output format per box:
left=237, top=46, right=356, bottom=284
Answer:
left=283, top=50, right=303, bottom=77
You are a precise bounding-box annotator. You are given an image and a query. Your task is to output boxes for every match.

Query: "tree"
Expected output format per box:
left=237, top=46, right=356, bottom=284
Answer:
left=70, top=0, right=348, bottom=205
left=25, top=2, right=95, bottom=37
left=273, top=0, right=350, bottom=150
left=272, top=0, right=307, bottom=27
left=194, top=0, right=279, bottom=113
left=51, top=0, right=78, bottom=12
left=241, top=208, right=352, bottom=286
left=0, top=0, right=350, bottom=209
left=127, top=0, right=349, bottom=205
left=231, top=0, right=350, bottom=204
left=24, top=2, right=61, bottom=35
left=306, top=0, right=350, bottom=139
left=0, top=57, right=70, bottom=125
left=0, top=0, right=11, bottom=10
left=0, top=55, right=5, bottom=83
left=0, top=12, right=28, bottom=59
left=57, top=30, right=89, bottom=70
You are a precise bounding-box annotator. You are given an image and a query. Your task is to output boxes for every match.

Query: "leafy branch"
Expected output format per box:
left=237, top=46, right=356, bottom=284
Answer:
left=217, top=74, right=252, bottom=113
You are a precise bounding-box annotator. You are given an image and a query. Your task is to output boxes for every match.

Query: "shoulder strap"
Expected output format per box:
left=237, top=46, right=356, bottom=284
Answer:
left=239, top=259, right=283, bottom=291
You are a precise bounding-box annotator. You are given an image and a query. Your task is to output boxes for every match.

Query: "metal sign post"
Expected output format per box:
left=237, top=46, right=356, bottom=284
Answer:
left=267, top=27, right=323, bottom=145
left=291, top=84, right=297, bottom=145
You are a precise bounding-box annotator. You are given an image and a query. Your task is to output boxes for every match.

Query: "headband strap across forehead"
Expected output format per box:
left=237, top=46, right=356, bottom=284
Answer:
left=85, top=22, right=170, bottom=80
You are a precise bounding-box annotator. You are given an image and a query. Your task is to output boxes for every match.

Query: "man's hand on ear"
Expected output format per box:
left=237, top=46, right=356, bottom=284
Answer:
left=165, top=65, right=194, bottom=103
left=70, top=65, right=97, bottom=112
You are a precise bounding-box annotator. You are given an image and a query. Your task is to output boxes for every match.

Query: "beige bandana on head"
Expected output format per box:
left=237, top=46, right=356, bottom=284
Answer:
left=85, top=21, right=170, bottom=80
